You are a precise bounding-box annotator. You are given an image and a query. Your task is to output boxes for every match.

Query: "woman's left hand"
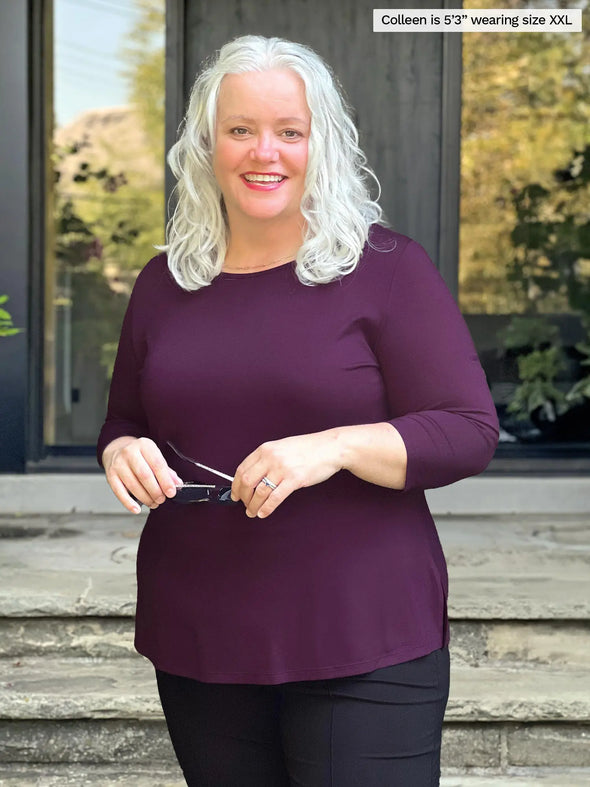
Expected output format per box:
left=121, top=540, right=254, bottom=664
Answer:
left=231, top=431, right=343, bottom=518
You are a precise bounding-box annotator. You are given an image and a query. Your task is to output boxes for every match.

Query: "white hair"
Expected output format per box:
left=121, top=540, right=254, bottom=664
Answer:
left=158, top=35, right=386, bottom=290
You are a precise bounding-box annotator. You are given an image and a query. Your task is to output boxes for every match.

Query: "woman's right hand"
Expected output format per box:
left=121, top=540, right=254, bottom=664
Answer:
left=102, top=436, right=183, bottom=514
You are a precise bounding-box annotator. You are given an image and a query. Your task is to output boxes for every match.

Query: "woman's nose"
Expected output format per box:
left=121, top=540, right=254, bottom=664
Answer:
left=250, top=132, right=279, bottom=163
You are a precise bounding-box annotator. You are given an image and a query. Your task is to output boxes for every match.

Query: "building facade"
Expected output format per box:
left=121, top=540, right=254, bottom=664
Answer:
left=1, top=0, right=588, bottom=475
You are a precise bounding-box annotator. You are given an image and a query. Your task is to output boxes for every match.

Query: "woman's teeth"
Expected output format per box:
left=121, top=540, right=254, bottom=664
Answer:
left=243, top=174, right=284, bottom=182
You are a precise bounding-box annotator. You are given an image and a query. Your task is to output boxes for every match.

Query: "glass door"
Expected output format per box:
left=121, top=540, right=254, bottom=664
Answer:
left=46, top=0, right=166, bottom=445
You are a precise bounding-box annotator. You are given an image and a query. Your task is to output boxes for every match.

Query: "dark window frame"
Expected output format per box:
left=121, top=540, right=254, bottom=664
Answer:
left=23, top=0, right=182, bottom=472
left=28, top=0, right=49, bottom=467
left=0, top=0, right=37, bottom=473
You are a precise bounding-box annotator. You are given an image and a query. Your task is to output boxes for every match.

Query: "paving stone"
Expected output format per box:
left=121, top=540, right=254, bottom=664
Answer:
left=507, top=723, right=590, bottom=767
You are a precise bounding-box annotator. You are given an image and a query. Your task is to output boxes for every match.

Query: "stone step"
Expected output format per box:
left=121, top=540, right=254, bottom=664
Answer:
left=1, top=513, right=588, bottom=621
left=0, top=719, right=176, bottom=767
left=442, top=514, right=590, bottom=620
left=3, top=473, right=590, bottom=516
left=0, top=618, right=135, bottom=659
left=450, top=620, right=590, bottom=669
left=2, top=473, right=590, bottom=515
left=1, top=618, right=588, bottom=672
left=1, top=720, right=589, bottom=771
left=0, top=764, right=589, bottom=787
left=442, top=773, right=590, bottom=787
left=1, top=656, right=589, bottom=723
left=0, top=764, right=184, bottom=786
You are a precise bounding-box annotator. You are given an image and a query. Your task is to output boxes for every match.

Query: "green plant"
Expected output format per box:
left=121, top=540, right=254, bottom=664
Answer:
left=0, top=295, right=21, bottom=337
left=53, top=142, right=142, bottom=380
left=498, top=316, right=560, bottom=352
left=497, top=316, right=564, bottom=421
left=508, top=144, right=590, bottom=317
left=501, top=144, right=590, bottom=424
left=507, top=346, right=567, bottom=422
left=565, top=315, right=590, bottom=406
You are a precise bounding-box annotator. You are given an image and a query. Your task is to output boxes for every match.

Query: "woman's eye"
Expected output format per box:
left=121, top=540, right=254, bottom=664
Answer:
left=231, top=127, right=249, bottom=136
left=282, top=129, right=301, bottom=139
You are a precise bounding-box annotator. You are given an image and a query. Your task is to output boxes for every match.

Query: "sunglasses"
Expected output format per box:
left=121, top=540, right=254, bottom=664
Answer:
left=167, top=441, right=239, bottom=505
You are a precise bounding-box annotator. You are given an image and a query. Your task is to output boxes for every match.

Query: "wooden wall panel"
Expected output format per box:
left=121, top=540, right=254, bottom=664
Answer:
left=182, top=0, right=457, bottom=269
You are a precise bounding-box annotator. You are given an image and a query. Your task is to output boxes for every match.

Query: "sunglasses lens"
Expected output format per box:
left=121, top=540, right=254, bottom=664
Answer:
left=171, top=484, right=238, bottom=504
left=173, top=485, right=209, bottom=504
left=218, top=488, right=235, bottom=504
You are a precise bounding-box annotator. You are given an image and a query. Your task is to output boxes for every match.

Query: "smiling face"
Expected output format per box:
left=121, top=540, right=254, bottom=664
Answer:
left=212, top=68, right=311, bottom=230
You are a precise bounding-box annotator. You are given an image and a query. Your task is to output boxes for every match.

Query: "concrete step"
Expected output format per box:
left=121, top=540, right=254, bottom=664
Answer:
left=1, top=618, right=588, bottom=672
left=1, top=512, right=588, bottom=777
left=2, top=473, right=590, bottom=515
left=0, top=764, right=184, bottom=786
left=0, top=765, right=589, bottom=786
left=0, top=515, right=139, bottom=618
left=1, top=720, right=589, bottom=771
left=0, top=719, right=176, bottom=767
left=0, top=618, right=135, bottom=659
left=2, top=473, right=589, bottom=516
left=1, top=513, right=589, bottom=620
left=441, top=514, right=590, bottom=619
left=442, top=773, right=590, bottom=787
left=1, top=656, right=589, bottom=723
left=450, top=620, right=590, bottom=669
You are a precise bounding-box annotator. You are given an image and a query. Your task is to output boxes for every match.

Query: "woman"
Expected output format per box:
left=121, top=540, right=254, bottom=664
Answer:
left=97, top=35, right=499, bottom=786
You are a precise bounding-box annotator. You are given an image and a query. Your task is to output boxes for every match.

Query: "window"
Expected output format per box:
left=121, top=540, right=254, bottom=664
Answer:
left=460, top=0, right=590, bottom=446
left=46, top=0, right=165, bottom=445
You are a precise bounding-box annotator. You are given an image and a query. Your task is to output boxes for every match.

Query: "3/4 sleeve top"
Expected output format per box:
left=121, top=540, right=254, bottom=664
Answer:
left=96, top=224, right=499, bottom=684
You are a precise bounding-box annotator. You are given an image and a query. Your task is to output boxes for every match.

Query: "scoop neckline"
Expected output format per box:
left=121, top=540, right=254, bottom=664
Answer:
left=218, top=259, right=296, bottom=279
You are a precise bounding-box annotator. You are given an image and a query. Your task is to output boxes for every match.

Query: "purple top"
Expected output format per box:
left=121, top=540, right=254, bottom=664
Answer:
left=97, top=225, right=499, bottom=684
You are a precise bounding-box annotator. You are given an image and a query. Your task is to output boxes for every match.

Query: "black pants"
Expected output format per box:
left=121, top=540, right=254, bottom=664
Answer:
left=155, top=646, right=450, bottom=787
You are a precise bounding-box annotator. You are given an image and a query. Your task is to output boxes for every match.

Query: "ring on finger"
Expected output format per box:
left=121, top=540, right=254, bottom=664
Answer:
left=261, top=476, right=277, bottom=491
